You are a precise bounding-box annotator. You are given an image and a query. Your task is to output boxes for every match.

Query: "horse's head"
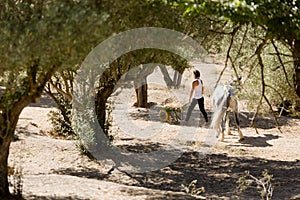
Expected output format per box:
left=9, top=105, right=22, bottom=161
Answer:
left=229, top=77, right=241, bottom=86
left=228, top=77, right=242, bottom=92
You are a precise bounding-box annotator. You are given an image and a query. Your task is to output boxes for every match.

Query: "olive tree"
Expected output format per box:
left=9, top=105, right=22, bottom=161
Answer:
left=0, top=0, right=101, bottom=197
left=162, top=0, right=300, bottom=120
left=48, top=0, right=196, bottom=138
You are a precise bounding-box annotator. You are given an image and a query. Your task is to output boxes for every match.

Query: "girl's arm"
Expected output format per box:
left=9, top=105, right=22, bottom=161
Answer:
left=189, top=80, right=199, bottom=102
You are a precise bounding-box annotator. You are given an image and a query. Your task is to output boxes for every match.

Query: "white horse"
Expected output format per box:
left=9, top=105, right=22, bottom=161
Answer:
left=210, top=79, right=244, bottom=142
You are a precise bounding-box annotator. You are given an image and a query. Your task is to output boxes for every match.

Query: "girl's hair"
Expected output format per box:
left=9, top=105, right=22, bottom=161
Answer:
left=193, top=70, right=200, bottom=78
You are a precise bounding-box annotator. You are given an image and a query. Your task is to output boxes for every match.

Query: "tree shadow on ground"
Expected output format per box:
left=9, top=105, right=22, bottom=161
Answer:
left=117, top=142, right=164, bottom=153
left=22, top=196, right=89, bottom=200
left=51, top=167, right=109, bottom=180
left=51, top=144, right=300, bottom=199
left=119, top=190, right=197, bottom=200
left=227, top=134, right=281, bottom=147
left=106, top=152, right=300, bottom=199
left=5, top=194, right=89, bottom=200
left=243, top=134, right=280, bottom=147
left=51, top=141, right=184, bottom=180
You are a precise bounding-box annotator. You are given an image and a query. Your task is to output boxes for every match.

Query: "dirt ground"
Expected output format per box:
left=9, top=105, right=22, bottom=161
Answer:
left=9, top=62, right=300, bottom=200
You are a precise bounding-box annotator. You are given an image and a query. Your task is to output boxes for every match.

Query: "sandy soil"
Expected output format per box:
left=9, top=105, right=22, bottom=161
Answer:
left=8, top=62, right=300, bottom=200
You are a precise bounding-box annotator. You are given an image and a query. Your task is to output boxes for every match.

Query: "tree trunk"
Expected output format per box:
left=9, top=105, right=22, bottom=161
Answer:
left=0, top=108, right=24, bottom=197
left=293, top=40, right=300, bottom=97
left=96, top=96, right=107, bottom=130
left=0, top=94, right=37, bottom=198
left=293, top=39, right=300, bottom=108
left=158, top=65, right=173, bottom=88
left=172, top=71, right=182, bottom=89
left=133, top=65, right=155, bottom=108
left=176, top=72, right=182, bottom=89
left=95, top=85, right=114, bottom=134
left=134, top=77, right=148, bottom=108
left=173, top=71, right=178, bottom=88
left=0, top=136, right=12, bottom=197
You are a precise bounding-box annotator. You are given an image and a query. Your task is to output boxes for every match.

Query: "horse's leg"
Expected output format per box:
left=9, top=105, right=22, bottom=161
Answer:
left=217, top=125, right=221, bottom=138
left=220, top=114, right=225, bottom=142
left=214, top=120, right=222, bottom=140
left=216, top=122, right=224, bottom=141
left=221, top=130, right=225, bottom=142
left=225, top=111, right=232, bottom=135
left=233, top=111, right=244, bottom=141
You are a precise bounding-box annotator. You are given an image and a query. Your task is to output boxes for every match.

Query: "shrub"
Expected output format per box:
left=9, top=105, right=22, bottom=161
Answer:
left=237, top=170, right=274, bottom=200
left=48, top=93, right=76, bottom=139
left=8, top=165, right=23, bottom=197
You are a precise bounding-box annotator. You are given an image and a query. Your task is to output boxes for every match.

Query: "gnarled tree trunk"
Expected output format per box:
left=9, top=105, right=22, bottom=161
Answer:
left=158, top=65, right=173, bottom=88
left=0, top=98, right=31, bottom=197
left=292, top=39, right=300, bottom=109
left=134, top=77, right=148, bottom=108
left=133, top=64, right=155, bottom=108
left=95, top=76, right=116, bottom=135
left=0, top=135, right=11, bottom=197
left=172, top=71, right=182, bottom=89
left=0, top=64, right=54, bottom=198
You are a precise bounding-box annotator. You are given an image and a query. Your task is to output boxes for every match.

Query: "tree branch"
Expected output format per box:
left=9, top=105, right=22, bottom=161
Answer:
left=214, top=26, right=240, bottom=88
left=48, top=79, right=72, bottom=101
left=233, top=25, right=249, bottom=64
left=271, top=40, right=293, bottom=88
left=251, top=40, right=267, bottom=127
left=251, top=39, right=281, bottom=131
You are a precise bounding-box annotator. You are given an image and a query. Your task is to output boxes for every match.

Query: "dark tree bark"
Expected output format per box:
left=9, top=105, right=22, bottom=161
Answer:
left=292, top=39, right=300, bottom=108
left=0, top=96, right=34, bottom=197
left=173, top=71, right=178, bottom=87
left=158, top=65, right=173, bottom=88
left=132, top=65, right=156, bottom=108
left=134, top=77, right=148, bottom=108
left=173, top=71, right=182, bottom=89
left=0, top=62, right=56, bottom=197
left=95, top=77, right=116, bottom=134
left=159, top=67, right=182, bottom=89
left=0, top=135, right=11, bottom=197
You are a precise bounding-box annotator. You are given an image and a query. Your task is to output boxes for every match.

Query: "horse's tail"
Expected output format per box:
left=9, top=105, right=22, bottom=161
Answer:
left=210, top=104, right=226, bottom=135
left=210, top=88, right=230, bottom=136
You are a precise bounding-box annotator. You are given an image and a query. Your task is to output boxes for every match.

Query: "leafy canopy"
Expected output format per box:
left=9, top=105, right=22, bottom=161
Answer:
left=164, top=0, right=300, bottom=41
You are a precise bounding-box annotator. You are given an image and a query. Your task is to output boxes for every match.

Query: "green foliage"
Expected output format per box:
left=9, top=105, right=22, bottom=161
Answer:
left=169, top=0, right=300, bottom=40
left=104, top=103, right=114, bottom=141
left=72, top=102, right=98, bottom=156
left=164, top=106, right=181, bottom=113
left=76, top=141, right=92, bottom=157
left=237, top=170, right=274, bottom=200
left=103, top=0, right=186, bottom=31
left=160, top=0, right=300, bottom=116
left=0, top=0, right=201, bottom=196
left=8, top=165, right=23, bottom=197
left=48, top=94, right=75, bottom=139
left=47, top=0, right=195, bottom=137
left=240, top=41, right=297, bottom=113
left=0, top=0, right=103, bottom=116
left=217, top=26, right=299, bottom=113
left=181, top=179, right=205, bottom=197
